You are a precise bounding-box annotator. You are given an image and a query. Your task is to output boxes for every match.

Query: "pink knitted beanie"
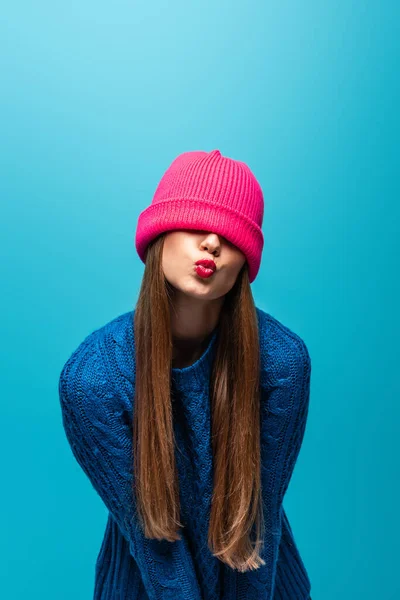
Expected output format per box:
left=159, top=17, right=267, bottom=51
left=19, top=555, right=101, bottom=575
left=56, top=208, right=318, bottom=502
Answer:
left=135, top=149, right=264, bottom=283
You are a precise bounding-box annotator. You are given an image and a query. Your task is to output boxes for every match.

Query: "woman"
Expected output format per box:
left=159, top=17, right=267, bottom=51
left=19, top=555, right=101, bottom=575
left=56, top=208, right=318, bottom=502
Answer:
left=59, top=149, right=313, bottom=599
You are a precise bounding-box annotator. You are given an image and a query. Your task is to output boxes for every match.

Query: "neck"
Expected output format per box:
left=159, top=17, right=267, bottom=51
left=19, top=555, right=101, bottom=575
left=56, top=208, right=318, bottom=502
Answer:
left=171, top=332, right=212, bottom=369
left=168, top=288, right=224, bottom=344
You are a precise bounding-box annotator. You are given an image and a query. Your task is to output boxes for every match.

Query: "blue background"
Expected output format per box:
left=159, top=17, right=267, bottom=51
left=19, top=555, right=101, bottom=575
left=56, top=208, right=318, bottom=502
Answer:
left=1, top=1, right=398, bottom=598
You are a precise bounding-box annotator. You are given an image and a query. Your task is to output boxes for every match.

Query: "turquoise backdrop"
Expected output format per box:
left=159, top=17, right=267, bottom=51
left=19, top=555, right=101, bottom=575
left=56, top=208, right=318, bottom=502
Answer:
left=1, top=1, right=398, bottom=598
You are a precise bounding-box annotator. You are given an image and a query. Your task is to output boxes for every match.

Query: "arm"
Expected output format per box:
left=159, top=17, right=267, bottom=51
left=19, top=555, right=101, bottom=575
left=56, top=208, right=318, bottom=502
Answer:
left=58, top=335, right=139, bottom=557
left=236, top=337, right=312, bottom=598
left=58, top=334, right=203, bottom=600
left=264, top=338, right=312, bottom=520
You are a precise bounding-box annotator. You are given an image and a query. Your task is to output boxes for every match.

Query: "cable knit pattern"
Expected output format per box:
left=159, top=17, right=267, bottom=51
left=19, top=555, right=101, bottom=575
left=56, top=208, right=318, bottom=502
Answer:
left=58, top=306, right=312, bottom=599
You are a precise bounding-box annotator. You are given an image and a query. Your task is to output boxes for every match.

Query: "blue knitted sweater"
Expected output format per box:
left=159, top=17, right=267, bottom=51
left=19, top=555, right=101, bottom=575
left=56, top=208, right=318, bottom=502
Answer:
left=58, top=306, right=312, bottom=600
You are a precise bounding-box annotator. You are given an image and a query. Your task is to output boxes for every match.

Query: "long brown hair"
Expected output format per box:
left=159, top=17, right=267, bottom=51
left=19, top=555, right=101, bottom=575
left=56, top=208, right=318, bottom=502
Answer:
left=132, top=232, right=266, bottom=572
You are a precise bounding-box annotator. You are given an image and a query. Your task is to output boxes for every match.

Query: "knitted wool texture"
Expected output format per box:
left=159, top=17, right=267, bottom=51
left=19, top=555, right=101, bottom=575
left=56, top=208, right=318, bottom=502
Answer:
left=135, top=149, right=265, bottom=283
left=58, top=306, right=312, bottom=599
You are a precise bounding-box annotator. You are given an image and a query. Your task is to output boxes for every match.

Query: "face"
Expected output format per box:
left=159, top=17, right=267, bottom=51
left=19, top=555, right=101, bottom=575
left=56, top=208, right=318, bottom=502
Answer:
left=162, top=229, right=246, bottom=300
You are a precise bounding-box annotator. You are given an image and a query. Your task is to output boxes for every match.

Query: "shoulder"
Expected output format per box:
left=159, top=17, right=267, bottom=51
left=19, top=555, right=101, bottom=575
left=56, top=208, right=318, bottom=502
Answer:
left=58, top=310, right=135, bottom=404
left=255, top=306, right=311, bottom=389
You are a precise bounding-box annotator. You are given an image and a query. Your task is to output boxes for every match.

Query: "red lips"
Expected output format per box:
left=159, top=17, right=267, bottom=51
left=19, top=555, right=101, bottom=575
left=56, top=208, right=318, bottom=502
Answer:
left=195, top=259, right=216, bottom=271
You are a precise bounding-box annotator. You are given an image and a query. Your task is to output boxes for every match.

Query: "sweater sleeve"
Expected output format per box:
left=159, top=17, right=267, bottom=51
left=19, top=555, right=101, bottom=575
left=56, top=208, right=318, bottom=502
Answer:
left=58, top=334, right=203, bottom=600
left=58, top=335, right=139, bottom=558
left=237, top=337, right=312, bottom=598
left=263, top=338, right=312, bottom=518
